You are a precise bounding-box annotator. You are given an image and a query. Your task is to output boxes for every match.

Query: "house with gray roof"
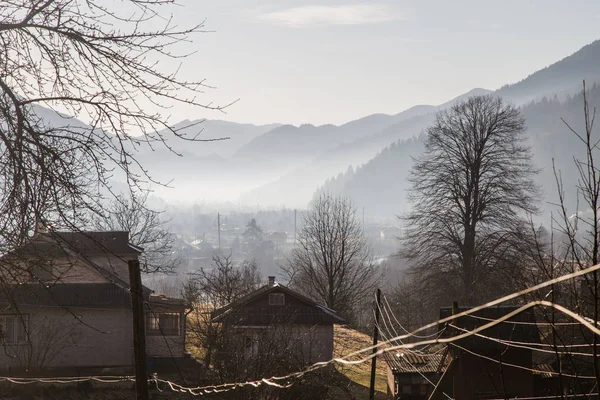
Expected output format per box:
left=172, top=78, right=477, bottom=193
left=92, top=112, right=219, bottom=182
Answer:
left=0, top=230, right=188, bottom=374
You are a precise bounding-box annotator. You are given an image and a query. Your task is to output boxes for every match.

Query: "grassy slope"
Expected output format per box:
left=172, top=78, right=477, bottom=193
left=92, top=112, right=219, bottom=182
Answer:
left=333, top=324, right=388, bottom=395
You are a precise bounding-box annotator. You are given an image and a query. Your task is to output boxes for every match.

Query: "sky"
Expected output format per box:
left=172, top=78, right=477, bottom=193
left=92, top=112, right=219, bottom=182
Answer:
left=153, top=0, right=600, bottom=126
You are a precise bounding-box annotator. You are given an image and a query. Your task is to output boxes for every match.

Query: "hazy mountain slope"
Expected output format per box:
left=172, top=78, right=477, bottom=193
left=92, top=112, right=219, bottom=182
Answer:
left=233, top=103, right=438, bottom=167
left=238, top=88, right=494, bottom=208
left=497, top=39, right=600, bottom=104
left=338, top=104, right=435, bottom=141
left=318, top=84, right=600, bottom=218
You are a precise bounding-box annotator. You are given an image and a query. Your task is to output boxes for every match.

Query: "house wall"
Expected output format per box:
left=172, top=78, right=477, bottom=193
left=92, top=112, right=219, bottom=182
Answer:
left=452, top=349, right=534, bottom=399
left=146, top=310, right=186, bottom=358
left=0, top=305, right=189, bottom=372
left=387, top=365, right=396, bottom=399
left=146, top=334, right=185, bottom=358
left=0, top=307, right=134, bottom=372
left=53, top=258, right=111, bottom=283
left=56, top=253, right=136, bottom=284
left=234, top=323, right=334, bottom=364
left=88, top=253, right=136, bottom=283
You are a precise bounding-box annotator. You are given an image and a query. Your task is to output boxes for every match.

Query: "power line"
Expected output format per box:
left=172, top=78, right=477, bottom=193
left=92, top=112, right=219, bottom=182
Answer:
left=449, top=341, right=596, bottom=380
left=447, top=323, right=597, bottom=357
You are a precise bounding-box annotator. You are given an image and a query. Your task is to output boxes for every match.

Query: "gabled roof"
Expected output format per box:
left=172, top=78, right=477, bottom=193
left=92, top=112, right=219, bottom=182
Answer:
left=211, top=283, right=344, bottom=324
left=35, top=231, right=142, bottom=255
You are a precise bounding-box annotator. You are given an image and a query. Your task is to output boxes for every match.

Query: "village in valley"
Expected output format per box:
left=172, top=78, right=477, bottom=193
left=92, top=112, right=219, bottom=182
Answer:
left=2, top=1, right=600, bottom=399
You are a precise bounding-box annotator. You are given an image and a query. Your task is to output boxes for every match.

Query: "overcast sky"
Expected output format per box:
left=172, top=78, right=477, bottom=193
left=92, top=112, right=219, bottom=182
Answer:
left=163, top=0, right=600, bottom=126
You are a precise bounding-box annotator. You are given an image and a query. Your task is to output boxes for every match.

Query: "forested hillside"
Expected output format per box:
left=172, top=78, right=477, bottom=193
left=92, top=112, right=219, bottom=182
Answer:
left=317, top=84, right=600, bottom=219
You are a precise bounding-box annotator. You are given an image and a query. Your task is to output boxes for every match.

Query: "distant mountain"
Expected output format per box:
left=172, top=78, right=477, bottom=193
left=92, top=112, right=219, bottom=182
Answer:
left=337, top=104, right=436, bottom=140
left=239, top=88, right=491, bottom=208
left=232, top=102, right=439, bottom=168
left=497, top=39, right=600, bottom=104
left=152, top=119, right=280, bottom=158
left=437, top=88, right=492, bottom=109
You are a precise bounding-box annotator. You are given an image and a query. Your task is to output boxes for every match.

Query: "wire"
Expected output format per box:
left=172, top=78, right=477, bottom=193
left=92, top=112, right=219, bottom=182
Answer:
left=382, top=294, right=442, bottom=339
left=448, top=323, right=598, bottom=357
left=486, top=394, right=599, bottom=400
left=449, top=341, right=595, bottom=380
left=466, top=313, right=580, bottom=326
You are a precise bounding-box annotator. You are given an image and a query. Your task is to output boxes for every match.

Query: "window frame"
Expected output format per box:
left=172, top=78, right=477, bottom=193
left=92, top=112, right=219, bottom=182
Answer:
left=146, top=312, right=181, bottom=336
left=0, top=314, right=29, bottom=345
left=268, top=293, right=285, bottom=306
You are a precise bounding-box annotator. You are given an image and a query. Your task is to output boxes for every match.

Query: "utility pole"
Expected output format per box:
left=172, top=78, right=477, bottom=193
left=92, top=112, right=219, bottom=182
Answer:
left=217, top=212, right=221, bottom=249
left=128, top=259, right=149, bottom=400
left=294, top=209, right=297, bottom=245
left=369, top=288, right=381, bottom=400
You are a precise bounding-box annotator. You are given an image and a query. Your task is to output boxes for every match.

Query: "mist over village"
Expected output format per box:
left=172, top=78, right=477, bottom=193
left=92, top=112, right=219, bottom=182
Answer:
left=2, top=1, right=600, bottom=399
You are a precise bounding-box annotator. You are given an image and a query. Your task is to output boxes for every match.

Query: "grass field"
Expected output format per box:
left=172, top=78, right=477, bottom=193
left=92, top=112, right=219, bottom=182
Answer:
left=333, top=324, right=388, bottom=396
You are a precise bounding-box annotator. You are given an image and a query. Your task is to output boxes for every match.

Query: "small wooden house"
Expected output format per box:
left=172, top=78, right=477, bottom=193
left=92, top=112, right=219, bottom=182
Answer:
left=211, top=277, right=344, bottom=364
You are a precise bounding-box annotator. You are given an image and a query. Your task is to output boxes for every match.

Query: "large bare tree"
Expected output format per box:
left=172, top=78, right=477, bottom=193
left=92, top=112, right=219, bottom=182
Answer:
left=283, top=194, right=376, bottom=322
left=0, top=0, right=227, bottom=252
left=402, top=95, right=539, bottom=305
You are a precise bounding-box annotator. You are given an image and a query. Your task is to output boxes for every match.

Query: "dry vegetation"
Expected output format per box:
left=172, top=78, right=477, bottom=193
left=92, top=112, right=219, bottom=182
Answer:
left=333, top=324, right=388, bottom=395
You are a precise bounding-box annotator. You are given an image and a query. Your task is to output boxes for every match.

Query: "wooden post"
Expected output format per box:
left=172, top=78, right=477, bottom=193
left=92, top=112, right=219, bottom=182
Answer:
left=129, top=259, right=149, bottom=400
left=369, top=288, right=382, bottom=400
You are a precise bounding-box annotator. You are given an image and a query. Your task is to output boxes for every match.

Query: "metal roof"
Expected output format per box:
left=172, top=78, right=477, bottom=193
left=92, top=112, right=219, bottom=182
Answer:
left=382, top=350, right=449, bottom=374
left=211, top=284, right=344, bottom=324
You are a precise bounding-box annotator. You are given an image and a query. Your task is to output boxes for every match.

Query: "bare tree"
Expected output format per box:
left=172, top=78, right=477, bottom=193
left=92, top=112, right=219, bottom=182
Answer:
left=95, top=192, right=178, bottom=274
left=184, top=254, right=262, bottom=368
left=541, top=81, right=600, bottom=392
left=402, top=95, right=539, bottom=305
left=283, top=194, right=377, bottom=322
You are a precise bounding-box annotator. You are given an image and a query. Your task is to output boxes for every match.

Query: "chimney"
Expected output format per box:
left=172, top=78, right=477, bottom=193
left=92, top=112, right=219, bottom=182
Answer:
left=268, top=276, right=275, bottom=286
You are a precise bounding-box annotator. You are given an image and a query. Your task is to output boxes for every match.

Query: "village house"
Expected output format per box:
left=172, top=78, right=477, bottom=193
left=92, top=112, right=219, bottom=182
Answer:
left=383, top=305, right=558, bottom=400
left=211, top=276, right=344, bottom=365
left=0, top=230, right=188, bottom=374
left=429, top=305, right=556, bottom=400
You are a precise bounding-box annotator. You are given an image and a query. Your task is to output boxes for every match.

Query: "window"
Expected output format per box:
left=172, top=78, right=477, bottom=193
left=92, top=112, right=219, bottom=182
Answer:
left=269, top=293, right=285, bottom=306
left=0, top=315, right=28, bottom=344
left=146, top=313, right=180, bottom=336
